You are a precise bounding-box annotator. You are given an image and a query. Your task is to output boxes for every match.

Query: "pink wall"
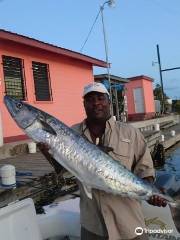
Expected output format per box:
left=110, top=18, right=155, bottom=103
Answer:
left=142, top=79, right=155, bottom=112
left=125, top=79, right=143, bottom=114
left=0, top=41, right=94, bottom=142
left=125, top=76, right=155, bottom=115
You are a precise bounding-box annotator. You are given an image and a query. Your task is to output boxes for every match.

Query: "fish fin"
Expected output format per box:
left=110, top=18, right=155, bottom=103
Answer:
left=83, top=185, right=92, bottom=199
left=40, top=120, right=57, bottom=136
left=168, top=200, right=180, bottom=209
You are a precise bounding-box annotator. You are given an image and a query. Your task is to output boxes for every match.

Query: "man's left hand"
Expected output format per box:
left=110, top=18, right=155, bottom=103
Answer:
left=147, top=195, right=167, bottom=207
left=143, top=176, right=167, bottom=207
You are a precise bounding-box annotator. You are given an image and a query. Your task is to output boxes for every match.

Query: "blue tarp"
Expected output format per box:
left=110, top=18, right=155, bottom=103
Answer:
left=102, top=80, right=124, bottom=91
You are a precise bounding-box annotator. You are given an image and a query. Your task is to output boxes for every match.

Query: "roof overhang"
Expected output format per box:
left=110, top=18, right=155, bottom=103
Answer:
left=128, top=75, right=154, bottom=82
left=94, top=74, right=129, bottom=83
left=0, top=29, right=107, bottom=68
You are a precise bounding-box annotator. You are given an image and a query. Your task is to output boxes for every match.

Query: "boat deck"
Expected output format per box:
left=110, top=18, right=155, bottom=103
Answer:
left=0, top=151, right=77, bottom=209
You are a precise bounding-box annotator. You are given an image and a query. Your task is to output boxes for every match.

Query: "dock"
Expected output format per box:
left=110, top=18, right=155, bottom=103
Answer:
left=130, top=114, right=180, bottom=151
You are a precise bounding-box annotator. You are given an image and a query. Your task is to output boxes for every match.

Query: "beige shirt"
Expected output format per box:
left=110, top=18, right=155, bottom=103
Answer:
left=72, top=117, right=155, bottom=240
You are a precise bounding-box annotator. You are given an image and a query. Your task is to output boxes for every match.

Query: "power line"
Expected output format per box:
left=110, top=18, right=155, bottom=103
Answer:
left=80, top=9, right=101, bottom=52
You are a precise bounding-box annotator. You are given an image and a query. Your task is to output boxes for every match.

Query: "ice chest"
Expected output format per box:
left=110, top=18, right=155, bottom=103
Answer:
left=0, top=198, right=42, bottom=240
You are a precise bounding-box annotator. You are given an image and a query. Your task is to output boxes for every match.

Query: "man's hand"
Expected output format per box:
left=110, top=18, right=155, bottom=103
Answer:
left=143, top=176, right=167, bottom=207
left=37, top=142, right=50, bottom=155
left=147, top=195, right=167, bottom=207
left=37, top=142, right=64, bottom=174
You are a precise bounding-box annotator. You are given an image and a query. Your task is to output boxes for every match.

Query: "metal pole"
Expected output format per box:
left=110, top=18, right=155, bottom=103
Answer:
left=114, top=88, right=120, bottom=120
left=161, top=66, right=180, bottom=72
left=100, top=4, right=113, bottom=116
left=156, top=44, right=165, bottom=114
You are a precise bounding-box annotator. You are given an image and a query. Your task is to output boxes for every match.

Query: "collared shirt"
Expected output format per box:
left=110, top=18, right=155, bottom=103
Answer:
left=72, top=116, right=155, bottom=240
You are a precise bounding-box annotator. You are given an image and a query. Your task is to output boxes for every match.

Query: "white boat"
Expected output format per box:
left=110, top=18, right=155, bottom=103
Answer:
left=0, top=196, right=179, bottom=240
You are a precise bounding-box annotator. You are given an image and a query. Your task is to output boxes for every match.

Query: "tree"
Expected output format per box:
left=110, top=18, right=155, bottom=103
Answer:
left=172, top=100, right=180, bottom=113
left=153, top=84, right=170, bottom=113
left=153, top=84, right=169, bottom=101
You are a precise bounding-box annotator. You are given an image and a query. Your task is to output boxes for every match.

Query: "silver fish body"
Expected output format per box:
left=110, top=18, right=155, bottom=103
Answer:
left=25, top=115, right=153, bottom=200
left=4, top=96, right=180, bottom=207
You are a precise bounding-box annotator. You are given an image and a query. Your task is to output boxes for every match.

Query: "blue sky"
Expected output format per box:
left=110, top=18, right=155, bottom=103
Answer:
left=0, top=0, right=180, bottom=99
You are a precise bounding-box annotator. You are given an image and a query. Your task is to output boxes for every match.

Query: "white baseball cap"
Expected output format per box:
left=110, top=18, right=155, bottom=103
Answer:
left=83, top=82, right=109, bottom=97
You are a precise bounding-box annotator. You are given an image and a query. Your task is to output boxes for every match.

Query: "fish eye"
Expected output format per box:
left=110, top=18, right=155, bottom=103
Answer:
left=16, top=102, right=23, bottom=109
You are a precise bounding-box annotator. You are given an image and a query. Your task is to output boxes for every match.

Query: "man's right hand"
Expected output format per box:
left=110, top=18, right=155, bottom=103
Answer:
left=37, top=143, right=64, bottom=174
left=37, top=143, right=50, bottom=155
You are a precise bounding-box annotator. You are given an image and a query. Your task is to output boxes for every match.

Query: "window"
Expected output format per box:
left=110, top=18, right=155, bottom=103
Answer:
left=2, top=55, right=26, bottom=100
left=32, top=61, right=52, bottom=101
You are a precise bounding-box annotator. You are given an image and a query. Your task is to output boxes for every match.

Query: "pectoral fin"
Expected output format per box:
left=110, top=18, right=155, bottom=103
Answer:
left=40, top=120, right=57, bottom=136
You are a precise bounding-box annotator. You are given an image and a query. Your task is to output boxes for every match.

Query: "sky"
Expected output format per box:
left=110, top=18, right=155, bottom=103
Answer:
left=0, top=0, right=180, bottom=99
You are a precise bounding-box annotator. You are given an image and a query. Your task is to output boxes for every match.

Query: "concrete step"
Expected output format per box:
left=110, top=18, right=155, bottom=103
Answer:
left=161, top=122, right=177, bottom=130
left=143, top=131, right=161, bottom=141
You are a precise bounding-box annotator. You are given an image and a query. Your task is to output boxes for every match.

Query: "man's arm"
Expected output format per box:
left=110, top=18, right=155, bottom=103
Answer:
left=37, top=143, right=64, bottom=174
left=132, top=128, right=167, bottom=208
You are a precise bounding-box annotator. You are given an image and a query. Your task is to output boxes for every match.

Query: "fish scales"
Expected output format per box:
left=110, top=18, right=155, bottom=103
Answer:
left=30, top=118, right=151, bottom=198
left=21, top=112, right=140, bottom=194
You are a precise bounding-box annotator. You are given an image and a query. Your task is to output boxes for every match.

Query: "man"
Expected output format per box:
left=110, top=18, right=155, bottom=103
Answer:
left=72, top=82, right=167, bottom=240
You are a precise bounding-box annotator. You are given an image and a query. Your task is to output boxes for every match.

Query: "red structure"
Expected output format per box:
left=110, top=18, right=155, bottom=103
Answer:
left=125, top=75, right=155, bottom=121
left=0, top=29, right=107, bottom=143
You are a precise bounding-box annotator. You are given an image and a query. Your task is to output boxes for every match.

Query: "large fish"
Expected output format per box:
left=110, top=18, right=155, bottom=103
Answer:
left=4, top=96, right=180, bottom=208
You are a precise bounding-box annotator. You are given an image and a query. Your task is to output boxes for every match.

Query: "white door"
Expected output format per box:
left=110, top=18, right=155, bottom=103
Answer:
left=133, top=88, right=145, bottom=113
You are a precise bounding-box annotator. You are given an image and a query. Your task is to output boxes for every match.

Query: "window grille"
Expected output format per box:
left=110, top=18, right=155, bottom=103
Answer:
left=32, top=61, right=52, bottom=101
left=2, top=55, right=26, bottom=100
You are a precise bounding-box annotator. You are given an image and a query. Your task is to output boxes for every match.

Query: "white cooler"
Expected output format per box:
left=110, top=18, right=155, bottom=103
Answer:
left=0, top=198, right=42, bottom=240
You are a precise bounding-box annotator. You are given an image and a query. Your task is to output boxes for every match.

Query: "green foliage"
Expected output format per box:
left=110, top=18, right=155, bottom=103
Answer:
left=172, top=100, right=180, bottom=113
left=153, top=84, right=169, bottom=101
left=153, top=84, right=172, bottom=112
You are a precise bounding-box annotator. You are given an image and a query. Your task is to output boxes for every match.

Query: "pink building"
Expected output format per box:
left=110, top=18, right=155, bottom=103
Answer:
left=0, top=29, right=106, bottom=143
left=125, top=75, right=155, bottom=121
left=94, top=74, right=155, bottom=121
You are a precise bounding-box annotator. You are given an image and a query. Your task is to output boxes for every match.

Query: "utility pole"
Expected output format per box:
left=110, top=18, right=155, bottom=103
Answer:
left=100, top=0, right=115, bottom=116
left=156, top=44, right=165, bottom=114
left=156, top=44, right=180, bottom=114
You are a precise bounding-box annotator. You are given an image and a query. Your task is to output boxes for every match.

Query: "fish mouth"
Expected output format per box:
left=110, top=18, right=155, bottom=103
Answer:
left=4, top=95, right=22, bottom=118
left=4, top=95, right=38, bottom=130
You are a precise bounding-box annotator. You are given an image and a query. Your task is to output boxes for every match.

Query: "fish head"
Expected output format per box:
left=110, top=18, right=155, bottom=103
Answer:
left=4, top=96, right=38, bottom=129
left=4, top=96, right=57, bottom=143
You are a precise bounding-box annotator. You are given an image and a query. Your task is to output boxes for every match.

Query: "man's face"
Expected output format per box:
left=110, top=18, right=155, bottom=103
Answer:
left=83, top=92, right=111, bottom=122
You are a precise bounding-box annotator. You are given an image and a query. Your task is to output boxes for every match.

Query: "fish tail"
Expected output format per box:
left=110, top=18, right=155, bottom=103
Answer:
left=168, top=200, right=180, bottom=209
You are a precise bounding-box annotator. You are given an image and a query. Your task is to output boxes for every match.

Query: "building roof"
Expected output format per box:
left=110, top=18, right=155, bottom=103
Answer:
left=128, top=75, right=154, bottom=82
left=0, top=29, right=107, bottom=68
left=94, top=74, right=129, bottom=83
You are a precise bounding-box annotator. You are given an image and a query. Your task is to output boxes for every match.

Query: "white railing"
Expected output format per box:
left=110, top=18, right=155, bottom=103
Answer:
left=130, top=114, right=180, bottom=132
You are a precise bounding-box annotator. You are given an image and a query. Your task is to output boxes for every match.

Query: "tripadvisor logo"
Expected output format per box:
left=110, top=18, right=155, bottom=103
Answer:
left=134, top=227, right=179, bottom=239
left=135, top=227, right=144, bottom=236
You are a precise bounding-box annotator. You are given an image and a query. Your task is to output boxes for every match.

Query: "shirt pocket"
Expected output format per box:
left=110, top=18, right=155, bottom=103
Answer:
left=109, top=139, right=132, bottom=170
